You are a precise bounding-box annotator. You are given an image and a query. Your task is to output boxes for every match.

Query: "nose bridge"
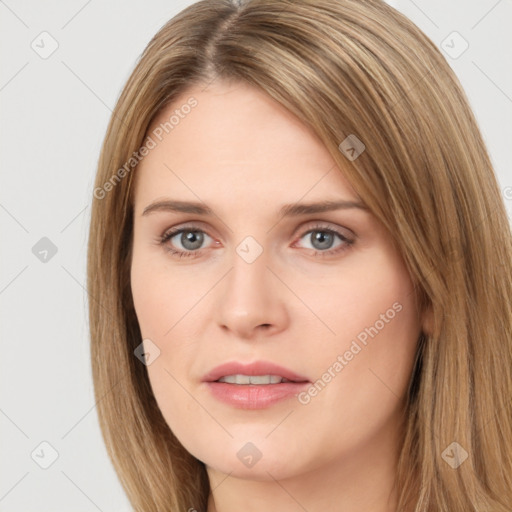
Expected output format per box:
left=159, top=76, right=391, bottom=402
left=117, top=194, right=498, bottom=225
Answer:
left=215, top=238, right=288, bottom=337
left=226, top=244, right=271, bottom=312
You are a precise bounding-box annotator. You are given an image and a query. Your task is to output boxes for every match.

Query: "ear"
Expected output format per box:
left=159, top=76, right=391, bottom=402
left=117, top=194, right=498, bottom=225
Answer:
left=421, top=304, right=434, bottom=337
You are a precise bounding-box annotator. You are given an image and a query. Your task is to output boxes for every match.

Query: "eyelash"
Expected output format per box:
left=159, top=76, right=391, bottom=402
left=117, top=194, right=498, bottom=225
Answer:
left=158, top=223, right=355, bottom=259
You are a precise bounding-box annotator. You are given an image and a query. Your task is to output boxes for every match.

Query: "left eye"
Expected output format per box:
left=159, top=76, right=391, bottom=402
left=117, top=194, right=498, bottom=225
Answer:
left=296, top=229, right=347, bottom=251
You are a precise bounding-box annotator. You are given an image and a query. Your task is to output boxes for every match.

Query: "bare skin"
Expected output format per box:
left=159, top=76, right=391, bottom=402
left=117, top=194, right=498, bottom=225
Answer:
left=130, top=79, right=429, bottom=512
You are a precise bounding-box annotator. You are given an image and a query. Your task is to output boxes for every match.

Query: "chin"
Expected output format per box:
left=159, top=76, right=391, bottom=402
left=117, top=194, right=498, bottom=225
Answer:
left=206, top=455, right=299, bottom=481
left=193, top=435, right=313, bottom=482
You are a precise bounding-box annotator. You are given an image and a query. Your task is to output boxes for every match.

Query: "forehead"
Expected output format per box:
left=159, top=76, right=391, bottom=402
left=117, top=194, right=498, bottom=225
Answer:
left=133, top=80, right=359, bottom=214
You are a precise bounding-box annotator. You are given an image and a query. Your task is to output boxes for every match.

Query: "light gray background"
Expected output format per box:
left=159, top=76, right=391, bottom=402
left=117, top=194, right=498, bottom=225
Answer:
left=1, top=0, right=511, bottom=510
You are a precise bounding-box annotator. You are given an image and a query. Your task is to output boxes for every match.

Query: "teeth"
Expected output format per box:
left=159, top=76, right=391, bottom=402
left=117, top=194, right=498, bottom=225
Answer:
left=217, top=374, right=286, bottom=385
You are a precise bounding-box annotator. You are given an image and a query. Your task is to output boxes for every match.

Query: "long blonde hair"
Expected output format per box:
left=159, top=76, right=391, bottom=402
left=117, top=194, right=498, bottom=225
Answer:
left=87, top=0, right=512, bottom=510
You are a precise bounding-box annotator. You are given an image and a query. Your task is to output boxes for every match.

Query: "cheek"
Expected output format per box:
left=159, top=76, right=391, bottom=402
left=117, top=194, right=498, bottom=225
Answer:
left=130, top=246, right=215, bottom=418
left=130, top=265, right=171, bottom=339
left=130, top=257, right=202, bottom=442
left=130, top=242, right=208, bottom=339
left=298, top=250, right=421, bottom=434
left=289, top=246, right=419, bottom=351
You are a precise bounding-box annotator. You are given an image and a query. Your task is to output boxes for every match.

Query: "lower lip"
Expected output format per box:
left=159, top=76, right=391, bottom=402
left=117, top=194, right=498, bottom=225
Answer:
left=205, top=381, right=310, bottom=409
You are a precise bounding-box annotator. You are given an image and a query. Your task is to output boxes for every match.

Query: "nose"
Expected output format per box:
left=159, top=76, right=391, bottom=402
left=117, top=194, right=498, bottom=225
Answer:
left=215, top=248, right=289, bottom=340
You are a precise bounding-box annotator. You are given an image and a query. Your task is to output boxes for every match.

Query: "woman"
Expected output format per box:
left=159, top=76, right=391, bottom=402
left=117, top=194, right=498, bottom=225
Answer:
left=87, top=0, right=512, bottom=510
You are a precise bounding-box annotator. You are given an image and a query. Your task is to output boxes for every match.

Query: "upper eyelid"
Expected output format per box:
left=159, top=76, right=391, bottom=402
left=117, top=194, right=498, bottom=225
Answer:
left=162, top=221, right=215, bottom=238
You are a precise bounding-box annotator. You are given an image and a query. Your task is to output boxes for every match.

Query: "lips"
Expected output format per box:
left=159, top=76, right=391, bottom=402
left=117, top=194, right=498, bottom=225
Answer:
left=202, top=361, right=310, bottom=409
left=202, top=361, right=309, bottom=384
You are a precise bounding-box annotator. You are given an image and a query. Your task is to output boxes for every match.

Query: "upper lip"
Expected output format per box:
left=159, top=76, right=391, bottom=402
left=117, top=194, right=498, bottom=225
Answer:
left=202, top=361, right=310, bottom=383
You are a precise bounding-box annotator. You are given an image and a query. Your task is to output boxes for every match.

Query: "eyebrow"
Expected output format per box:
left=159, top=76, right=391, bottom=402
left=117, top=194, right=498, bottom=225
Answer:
left=142, top=199, right=368, bottom=217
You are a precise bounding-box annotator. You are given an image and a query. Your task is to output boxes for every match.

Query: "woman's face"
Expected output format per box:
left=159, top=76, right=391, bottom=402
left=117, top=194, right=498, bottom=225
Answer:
left=131, top=80, right=426, bottom=481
